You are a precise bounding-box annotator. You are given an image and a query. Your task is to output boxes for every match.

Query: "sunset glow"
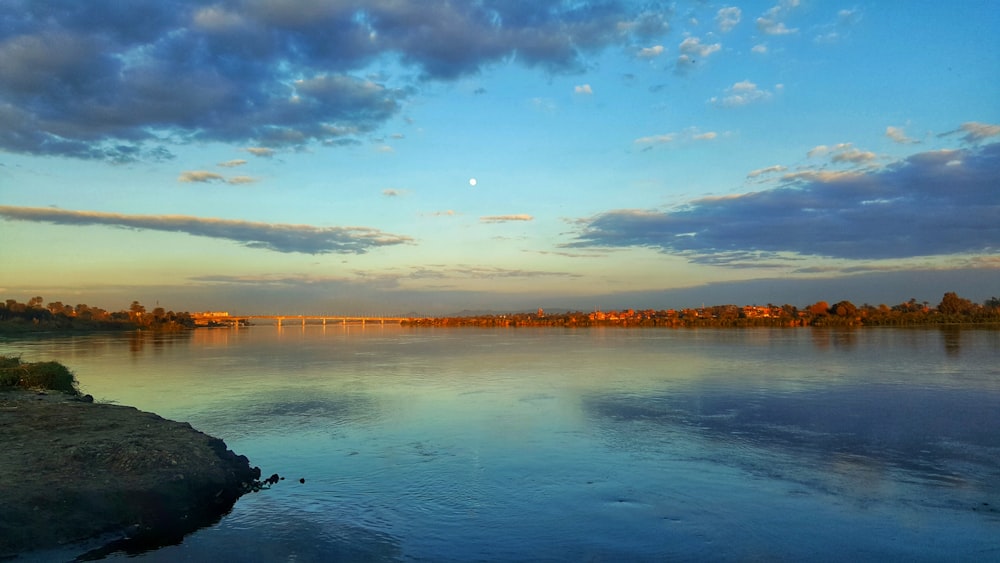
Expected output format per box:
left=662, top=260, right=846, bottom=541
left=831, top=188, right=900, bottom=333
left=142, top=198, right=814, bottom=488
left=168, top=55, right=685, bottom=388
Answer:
left=1, top=1, right=997, bottom=315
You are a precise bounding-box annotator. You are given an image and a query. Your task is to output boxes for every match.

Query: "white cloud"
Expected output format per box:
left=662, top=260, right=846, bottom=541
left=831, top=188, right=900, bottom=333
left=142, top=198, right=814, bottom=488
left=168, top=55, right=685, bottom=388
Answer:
left=636, top=45, right=664, bottom=58
left=757, top=19, right=796, bottom=35
left=574, top=84, right=593, bottom=95
left=709, top=80, right=773, bottom=108
left=751, top=44, right=768, bottom=54
left=178, top=171, right=225, bottom=183
left=885, top=126, right=918, bottom=144
left=679, top=37, right=722, bottom=58
left=831, top=148, right=877, bottom=164
left=780, top=170, right=862, bottom=183
left=178, top=170, right=257, bottom=184
left=806, top=143, right=876, bottom=164
left=838, top=8, right=863, bottom=26
left=218, top=159, right=248, bottom=168
left=480, top=214, right=534, bottom=223
left=747, top=165, right=788, bottom=178
left=756, top=1, right=799, bottom=35
left=716, top=7, right=741, bottom=33
left=635, top=128, right=720, bottom=146
left=245, top=147, right=275, bottom=158
left=531, top=97, right=557, bottom=112
left=958, top=122, right=1000, bottom=142
left=807, top=143, right=852, bottom=158
left=634, top=134, right=675, bottom=144
left=814, top=32, right=840, bottom=44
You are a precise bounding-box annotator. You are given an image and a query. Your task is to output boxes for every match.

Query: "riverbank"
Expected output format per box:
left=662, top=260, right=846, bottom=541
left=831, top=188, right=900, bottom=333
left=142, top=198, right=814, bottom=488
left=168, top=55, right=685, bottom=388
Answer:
left=0, top=388, right=264, bottom=559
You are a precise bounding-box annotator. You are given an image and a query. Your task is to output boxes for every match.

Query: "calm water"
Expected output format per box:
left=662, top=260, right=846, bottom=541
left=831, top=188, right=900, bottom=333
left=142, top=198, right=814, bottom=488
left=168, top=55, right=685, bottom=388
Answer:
left=3, top=326, right=999, bottom=561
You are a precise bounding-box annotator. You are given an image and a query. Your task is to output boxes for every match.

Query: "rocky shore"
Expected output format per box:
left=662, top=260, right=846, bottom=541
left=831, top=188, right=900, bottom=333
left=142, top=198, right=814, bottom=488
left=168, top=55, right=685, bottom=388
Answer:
left=0, top=389, right=262, bottom=559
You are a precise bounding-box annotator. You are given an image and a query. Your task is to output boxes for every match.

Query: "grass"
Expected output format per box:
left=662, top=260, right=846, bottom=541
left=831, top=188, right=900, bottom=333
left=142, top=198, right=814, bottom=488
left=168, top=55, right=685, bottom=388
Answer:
left=0, top=355, right=79, bottom=395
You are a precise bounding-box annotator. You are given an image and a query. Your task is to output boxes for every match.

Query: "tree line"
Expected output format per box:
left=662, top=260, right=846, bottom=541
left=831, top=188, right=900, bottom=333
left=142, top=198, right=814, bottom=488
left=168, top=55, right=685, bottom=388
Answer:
left=0, top=297, right=195, bottom=332
left=403, top=292, right=1000, bottom=328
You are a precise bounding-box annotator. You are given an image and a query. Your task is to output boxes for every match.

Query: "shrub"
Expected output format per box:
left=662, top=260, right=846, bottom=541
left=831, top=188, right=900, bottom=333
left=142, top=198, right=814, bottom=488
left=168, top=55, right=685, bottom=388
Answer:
left=0, top=355, right=79, bottom=394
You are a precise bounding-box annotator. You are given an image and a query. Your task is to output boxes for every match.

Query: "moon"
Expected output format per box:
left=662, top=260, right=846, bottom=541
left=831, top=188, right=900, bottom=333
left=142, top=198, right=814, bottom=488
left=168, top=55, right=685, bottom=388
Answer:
left=469, top=178, right=477, bottom=187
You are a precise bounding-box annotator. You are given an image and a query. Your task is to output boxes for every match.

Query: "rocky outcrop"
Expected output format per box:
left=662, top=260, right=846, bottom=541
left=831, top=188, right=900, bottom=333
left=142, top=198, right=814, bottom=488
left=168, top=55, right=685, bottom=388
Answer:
left=0, top=390, right=262, bottom=559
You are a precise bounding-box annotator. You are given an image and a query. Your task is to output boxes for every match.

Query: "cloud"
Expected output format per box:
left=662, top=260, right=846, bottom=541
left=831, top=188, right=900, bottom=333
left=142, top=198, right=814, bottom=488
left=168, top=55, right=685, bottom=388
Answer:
left=634, top=134, right=675, bottom=145
left=716, top=7, right=742, bottom=33
left=218, top=159, right=248, bottom=168
left=227, top=175, right=257, bottom=185
left=747, top=165, right=788, bottom=178
left=805, top=142, right=877, bottom=165
left=567, top=142, right=1000, bottom=262
left=674, top=36, right=721, bottom=74
left=636, top=45, right=664, bottom=58
left=709, top=80, right=773, bottom=107
left=178, top=170, right=257, bottom=185
left=0, top=1, right=670, bottom=162
left=939, top=122, right=1000, bottom=144
left=679, top=37, right=721, bottom=58
left=751, top=44, right=768, bottom=54
left=0, top=206, right=412, bottom=254
left=245, top=147, right=276, bottom=158
left=574, top=84, right=593, bottom=95
left=838, top=8, right=863, bottom=26
left=756, top=1, right=799, bottom=35
left=530, top=97, right=558, bottom=112
left=383, top=189, right=402, bottom=197
left=406, top=265, right=579, bottom=281
left=812, top=7, right=863, bottom=44
left=634, top=128, right=720, bottom=147
left=480, top=214, right=534, bottom=223
left=806, top=142, right=852, bottom=158
left=830, top=148, right=876, bottom=164
left=885, top=126, right=918, bottom=144
left=178, top=171, right=226, bottom=183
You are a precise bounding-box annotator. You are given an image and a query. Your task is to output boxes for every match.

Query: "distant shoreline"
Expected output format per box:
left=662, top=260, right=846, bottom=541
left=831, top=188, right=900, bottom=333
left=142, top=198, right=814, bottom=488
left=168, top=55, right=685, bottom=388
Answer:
left=3, top=292, right=998, bottom=333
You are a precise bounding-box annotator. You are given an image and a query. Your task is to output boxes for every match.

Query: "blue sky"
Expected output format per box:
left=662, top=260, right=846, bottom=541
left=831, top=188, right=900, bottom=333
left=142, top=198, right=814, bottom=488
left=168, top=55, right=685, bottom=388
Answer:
left=1, top=0, right=998, bottom=315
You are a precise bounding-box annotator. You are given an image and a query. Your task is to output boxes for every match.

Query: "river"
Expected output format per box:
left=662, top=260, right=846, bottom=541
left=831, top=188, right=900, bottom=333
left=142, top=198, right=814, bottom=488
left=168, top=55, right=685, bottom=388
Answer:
left=3, top=326, right=999, bottom=561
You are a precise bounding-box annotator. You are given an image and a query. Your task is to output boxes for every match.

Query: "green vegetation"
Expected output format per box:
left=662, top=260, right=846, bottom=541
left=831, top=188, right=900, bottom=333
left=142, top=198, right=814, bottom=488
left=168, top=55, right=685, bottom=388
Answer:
left=0, top=297, right=195, bottom=333
left=403, top=292, right=1000, bottom=328
left=0, top=355, right=78, bottom=395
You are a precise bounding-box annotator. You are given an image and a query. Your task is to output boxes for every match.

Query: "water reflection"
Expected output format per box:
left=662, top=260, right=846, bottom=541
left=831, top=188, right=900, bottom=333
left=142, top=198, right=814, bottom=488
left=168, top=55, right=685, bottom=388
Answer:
left=3, top=327, right=999, bottom=560
left=583, top=383, right=1000, bottom=510
left=809, top=327, right=858, bottom=351
left=128, top=330, right=193, bottom=357
left=941, top=326, right=963, bottom=356
left=127, top=500, right=403, bottom=562
left=196, top=389, right=381, bottom=440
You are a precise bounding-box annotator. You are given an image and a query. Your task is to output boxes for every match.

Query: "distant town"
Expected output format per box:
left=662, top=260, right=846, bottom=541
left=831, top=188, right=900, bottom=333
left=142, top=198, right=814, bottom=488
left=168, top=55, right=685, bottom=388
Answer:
left=2, top=292, right=999, bottom=333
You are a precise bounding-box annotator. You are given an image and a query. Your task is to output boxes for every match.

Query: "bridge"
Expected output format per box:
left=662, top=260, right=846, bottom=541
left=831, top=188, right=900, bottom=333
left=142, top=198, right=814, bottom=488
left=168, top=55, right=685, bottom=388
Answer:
left=192, top=313, right=411, bottom=327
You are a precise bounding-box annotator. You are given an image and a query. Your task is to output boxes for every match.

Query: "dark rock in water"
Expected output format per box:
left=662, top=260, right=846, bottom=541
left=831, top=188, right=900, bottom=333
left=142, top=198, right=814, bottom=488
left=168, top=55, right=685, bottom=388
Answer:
left=0, top=390, right=264, bottom=559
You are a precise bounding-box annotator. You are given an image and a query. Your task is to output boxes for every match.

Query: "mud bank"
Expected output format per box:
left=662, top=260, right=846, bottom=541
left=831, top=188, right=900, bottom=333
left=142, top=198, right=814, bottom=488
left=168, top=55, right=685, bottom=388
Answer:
left=0, top=390, right=262, bottom=559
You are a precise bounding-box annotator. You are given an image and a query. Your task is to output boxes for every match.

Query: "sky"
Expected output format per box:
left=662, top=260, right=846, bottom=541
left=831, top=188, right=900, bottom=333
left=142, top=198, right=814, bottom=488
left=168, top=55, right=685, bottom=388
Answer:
left=1, top=0, right=998, bottom=316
